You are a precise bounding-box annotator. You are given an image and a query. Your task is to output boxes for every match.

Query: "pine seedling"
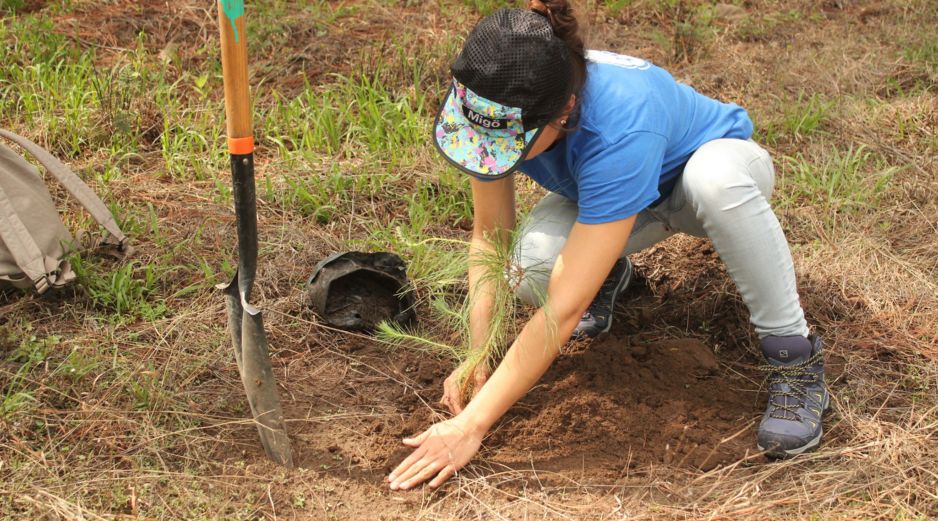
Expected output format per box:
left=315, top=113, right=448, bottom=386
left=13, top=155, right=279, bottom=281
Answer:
left=378, top=226, right=552, bottom=402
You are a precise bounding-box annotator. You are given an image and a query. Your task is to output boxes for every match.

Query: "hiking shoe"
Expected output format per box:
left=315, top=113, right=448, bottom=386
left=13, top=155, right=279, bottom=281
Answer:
left=757, top=335, right=829, bottom=457
left=571, top=257, right=632, bottom=339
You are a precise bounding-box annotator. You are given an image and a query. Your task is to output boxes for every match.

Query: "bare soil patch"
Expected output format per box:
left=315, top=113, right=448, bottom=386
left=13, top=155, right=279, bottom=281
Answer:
left=212, top=254, right=778, bottom=518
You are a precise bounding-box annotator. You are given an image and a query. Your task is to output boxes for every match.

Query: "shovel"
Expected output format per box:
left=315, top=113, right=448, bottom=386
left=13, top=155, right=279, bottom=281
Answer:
left=216, top=0, right=293, bottom=467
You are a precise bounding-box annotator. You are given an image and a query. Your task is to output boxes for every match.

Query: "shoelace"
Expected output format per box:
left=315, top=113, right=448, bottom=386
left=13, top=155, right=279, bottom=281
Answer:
left=580, top=311, right=595, bottom=320
left=758, top=352, right=823, bottom=422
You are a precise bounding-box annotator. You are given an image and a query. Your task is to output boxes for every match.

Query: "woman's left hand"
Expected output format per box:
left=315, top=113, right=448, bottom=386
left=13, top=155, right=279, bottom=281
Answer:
left=388, top=416, right=484, bottom=491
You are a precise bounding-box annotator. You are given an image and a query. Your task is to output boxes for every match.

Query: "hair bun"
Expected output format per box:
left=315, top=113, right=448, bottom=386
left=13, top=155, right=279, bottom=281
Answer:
left=527, top=0, right=587, bottom=128
left=536, top=0, right=584, bottom=59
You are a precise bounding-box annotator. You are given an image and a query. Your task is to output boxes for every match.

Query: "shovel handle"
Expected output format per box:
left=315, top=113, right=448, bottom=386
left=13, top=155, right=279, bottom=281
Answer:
left=217, top=0, right=259, bottom=295
left=218, top=0, right=253, bottom=152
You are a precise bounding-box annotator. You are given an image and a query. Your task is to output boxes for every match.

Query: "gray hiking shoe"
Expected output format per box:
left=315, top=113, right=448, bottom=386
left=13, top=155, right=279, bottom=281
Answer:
left=757, top=335, right=829, bottom=457
left=572, top=257, right=632, bottom=339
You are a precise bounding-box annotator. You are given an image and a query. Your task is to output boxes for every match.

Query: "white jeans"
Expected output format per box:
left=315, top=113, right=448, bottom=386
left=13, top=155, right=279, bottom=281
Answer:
left=512, top=138, right=809, bottom=339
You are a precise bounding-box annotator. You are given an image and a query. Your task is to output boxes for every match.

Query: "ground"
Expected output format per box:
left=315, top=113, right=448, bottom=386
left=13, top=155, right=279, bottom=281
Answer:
left=0, top=0, right=936, bottom=519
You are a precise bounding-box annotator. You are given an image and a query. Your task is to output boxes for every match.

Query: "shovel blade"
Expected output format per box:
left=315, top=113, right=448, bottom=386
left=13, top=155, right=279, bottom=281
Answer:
left=220, top=271, right=293, bottom=468
left=222, top=273, right=244, bottom=372
left=240, top=307, right=294, bottom=467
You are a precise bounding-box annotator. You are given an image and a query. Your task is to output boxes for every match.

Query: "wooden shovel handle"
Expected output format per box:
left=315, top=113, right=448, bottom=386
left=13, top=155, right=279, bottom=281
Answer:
left=217, top=0, right=254, bottom=153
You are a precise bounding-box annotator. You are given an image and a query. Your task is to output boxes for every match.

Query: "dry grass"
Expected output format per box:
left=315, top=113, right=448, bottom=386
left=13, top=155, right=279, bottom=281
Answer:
left=1, top=0, right=936, bottom=519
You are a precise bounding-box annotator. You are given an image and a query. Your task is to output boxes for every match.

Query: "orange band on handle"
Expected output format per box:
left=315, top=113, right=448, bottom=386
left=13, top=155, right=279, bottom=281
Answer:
left=228, top=136, right=255, bottom=155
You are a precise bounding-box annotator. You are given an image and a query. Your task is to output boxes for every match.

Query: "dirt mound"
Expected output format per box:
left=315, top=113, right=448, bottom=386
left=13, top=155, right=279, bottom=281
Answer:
left=486, top=336, right=754, bottom=476
left=214, top=240, right=768, bottom=507
left=268, top=329, right=761, bottom=492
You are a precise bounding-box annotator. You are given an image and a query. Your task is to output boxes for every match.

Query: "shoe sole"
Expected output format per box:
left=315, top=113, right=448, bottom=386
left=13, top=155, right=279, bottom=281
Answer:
left=758, top=392, right=831, bottom=458
left=758, top=429, right=823, bottom=458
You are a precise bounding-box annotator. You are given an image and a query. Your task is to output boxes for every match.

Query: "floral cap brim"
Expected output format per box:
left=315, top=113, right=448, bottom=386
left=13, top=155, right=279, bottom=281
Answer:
left=433, top=79, right=543, bottom=179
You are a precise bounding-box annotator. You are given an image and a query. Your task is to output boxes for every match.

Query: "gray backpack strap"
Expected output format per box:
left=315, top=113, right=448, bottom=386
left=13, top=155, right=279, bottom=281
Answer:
left=0, top=129, right=130, bottom=254
left=0, top=180, right=64, bottom=293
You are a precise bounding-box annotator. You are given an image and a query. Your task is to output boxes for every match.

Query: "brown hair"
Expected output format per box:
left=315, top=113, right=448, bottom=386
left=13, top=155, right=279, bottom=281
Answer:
left=530, top=0, right=587, bottom=126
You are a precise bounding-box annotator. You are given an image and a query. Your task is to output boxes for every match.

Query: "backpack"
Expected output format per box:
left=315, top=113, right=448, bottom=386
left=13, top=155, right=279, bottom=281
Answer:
left=0, top=129, right=131, bottom=294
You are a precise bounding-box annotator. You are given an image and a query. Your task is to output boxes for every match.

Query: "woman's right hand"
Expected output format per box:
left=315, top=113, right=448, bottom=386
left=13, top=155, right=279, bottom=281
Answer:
left=440, top=360, right=490, bottom=415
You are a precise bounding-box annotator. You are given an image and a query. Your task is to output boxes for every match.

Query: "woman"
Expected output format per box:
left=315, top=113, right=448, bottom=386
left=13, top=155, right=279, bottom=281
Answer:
left=388, top=1, right=828, bottom=491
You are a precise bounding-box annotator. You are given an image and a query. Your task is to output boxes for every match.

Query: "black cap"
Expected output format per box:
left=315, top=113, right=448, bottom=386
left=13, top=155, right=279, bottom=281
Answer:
left=451, top=9, right=573, bottom=130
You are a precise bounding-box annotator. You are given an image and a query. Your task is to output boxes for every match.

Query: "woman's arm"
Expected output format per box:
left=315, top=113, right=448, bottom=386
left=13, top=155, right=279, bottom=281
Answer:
left=441, top=176, right=516, bottom=413
left=390, top=214, right=636, bottom=490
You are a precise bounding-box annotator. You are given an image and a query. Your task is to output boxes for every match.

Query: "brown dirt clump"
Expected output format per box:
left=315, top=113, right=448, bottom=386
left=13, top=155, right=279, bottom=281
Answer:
left=228, top=320, right=761, bottom=491
left=486, top=336, right=753, bottom=476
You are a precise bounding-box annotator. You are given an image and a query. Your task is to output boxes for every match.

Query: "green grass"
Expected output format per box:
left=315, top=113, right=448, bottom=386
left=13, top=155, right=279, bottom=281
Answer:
left=461, top=0, right=506, bottom=16
left=0, top=16, right=229, bottom=178
left=603, top=0, right=634, bottom=15
left=903, top=39, right=938, bottom=72
left=733, top=7, right=805, bottom=42
left=1, top=0, right=936, bottom=518
left=781, top=92, right=833, bottom=141
left=778, top=144, right=898, bottom=213
left=69, top=256, right=169, bottom=321
left=755, top=91, right=833, bottom=145
left=0, top=0, right=26, bottom=12
left=261, top=70, right=429, bottom=163
left=1, top=333, right=59, bottom=421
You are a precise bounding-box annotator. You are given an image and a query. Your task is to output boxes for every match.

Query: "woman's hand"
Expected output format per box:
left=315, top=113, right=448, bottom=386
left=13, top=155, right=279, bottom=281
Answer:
left=388, top=416, right=484, bottom=491
left=440, top=361, right=490, bottom=415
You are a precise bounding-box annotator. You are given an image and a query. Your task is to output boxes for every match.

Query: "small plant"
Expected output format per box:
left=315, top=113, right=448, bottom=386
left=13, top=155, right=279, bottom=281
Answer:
left=1, top=334, right=59, bottom=421
left=604, top=0, right=634, bottom=16
left=70, top=255, right=168, bottom=321
left=756, top=92, right=833, bottom=145
left=782, top=92, right=833, bottom=141
left=0, top=0, right=27, bottom=13
left=644, top=0, right=717, bottom=63
left=377, top=226, right=550, bottom=400
left=779, top=144, right=898, bottom=212
left=55, top=348, right=101, bottom=381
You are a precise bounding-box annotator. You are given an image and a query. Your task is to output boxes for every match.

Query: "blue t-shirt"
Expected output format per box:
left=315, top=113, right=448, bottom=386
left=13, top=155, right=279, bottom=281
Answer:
left=520, top=50, right=754, bottom=224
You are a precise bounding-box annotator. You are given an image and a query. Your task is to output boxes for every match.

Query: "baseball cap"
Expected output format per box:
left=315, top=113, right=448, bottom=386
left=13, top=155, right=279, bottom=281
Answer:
left=433, top=9, right=574, bottom=179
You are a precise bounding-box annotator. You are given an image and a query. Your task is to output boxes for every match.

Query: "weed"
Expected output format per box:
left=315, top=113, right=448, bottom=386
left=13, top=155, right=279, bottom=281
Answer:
left=643, top=0, right=717, bottom=63
left=70, top=255, right=169, bottom=321
left=603, top=0, right=634, bottom=16
left=0, top=390, right=36, bottom=420
left=1, top=334, right=59, bottom=420
left=461, top=0, right=505, bottom=16
left=755, top=91, right=834, bottom=145
left=262, top=69, right=428, bottom=165
left=1, top=0, right=26, bottom=12
left=902, top=40, right=937, bottom=72
left=783, top=92, right=833, bottom=140
left=55, top=347, right=101, bottom=381
left=779, top=144, right=898, bottom=212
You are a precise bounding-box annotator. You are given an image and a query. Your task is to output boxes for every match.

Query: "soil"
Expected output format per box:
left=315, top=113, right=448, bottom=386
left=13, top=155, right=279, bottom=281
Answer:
left=486, top=336, right=754, bottom=475
left=318, top=271, right=406, bottom=330
left=278, top=335, right=757, bottom=481
left=221, top=247, right=772, bottom=517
